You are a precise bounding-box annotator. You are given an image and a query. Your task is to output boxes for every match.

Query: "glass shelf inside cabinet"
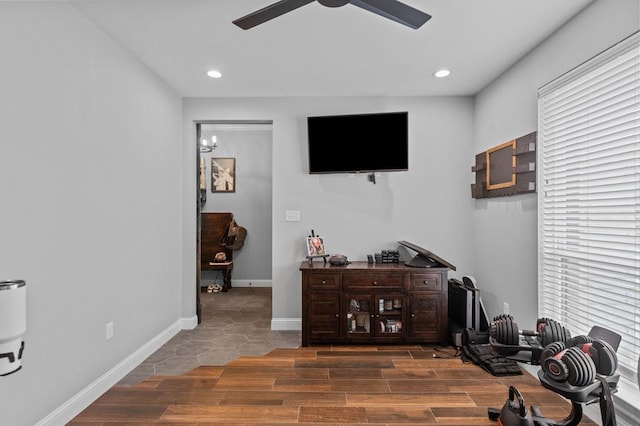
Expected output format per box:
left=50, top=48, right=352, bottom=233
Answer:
left=378, top=298, right=403, bottom=334
left=346, top=297, right=370, bottom=334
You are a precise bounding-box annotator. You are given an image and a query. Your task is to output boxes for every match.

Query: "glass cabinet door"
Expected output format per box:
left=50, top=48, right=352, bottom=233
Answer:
left=344, top=294, right=404, bottom=339
left=375, top=295, right=404, bottom=337
left=345, top=295, right=372, bottom=336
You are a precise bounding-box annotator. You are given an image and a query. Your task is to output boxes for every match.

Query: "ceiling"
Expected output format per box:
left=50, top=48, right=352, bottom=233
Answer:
left=70, top=0, right=595, bottom=98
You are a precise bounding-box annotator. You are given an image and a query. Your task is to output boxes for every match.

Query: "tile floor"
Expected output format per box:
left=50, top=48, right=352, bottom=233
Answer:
left=118, top=287, right=301, bottom=385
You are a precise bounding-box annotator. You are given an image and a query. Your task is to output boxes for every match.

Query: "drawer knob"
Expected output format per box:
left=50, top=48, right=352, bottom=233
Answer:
left=321, top=280, right=327, bottom=284
left=335, top=314, right=339, bottom=317
left=423, top=280, right=429, bottom=284
left=410, top=313, right=416, bottom=318
left=373, top=281, right=378, bottom=285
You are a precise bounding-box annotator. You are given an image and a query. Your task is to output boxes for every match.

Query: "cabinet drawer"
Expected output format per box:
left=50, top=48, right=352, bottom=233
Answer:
left=409, top=273, right=442, bottom=291
left=343, top=273, right=404, bottom=291
left=307, top=273, right=340, bottom=290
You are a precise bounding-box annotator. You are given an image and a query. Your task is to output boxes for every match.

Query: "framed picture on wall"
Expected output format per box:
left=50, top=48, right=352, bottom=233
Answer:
left=211, top=157, right=236, bottom=193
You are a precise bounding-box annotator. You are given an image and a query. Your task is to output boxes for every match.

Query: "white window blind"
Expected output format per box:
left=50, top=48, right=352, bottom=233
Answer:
left=538, top=30, right=640, bottom=400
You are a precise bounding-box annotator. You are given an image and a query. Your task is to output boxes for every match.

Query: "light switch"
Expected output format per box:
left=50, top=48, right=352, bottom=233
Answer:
left=285, top=210, right=301, bottom=222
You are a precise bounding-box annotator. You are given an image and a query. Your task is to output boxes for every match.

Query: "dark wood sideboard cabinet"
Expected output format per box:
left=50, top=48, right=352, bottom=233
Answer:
left=300, top=261, right=449, bottom=346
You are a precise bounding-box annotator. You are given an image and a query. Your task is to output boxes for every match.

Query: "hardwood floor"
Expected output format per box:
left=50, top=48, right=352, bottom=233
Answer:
left=69, top=345, right=595, bottom=425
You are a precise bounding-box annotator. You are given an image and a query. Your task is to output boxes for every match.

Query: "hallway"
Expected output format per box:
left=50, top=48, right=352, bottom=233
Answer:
left=119, top=287, right=301, bottom=385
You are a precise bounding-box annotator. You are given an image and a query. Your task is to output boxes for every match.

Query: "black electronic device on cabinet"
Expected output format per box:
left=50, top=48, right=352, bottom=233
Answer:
left=397, top=240, right=456, bottom=270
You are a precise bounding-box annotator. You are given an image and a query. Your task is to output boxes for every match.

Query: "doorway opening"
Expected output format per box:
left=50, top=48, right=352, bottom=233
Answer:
left=195, top=121, right=273, bottom=323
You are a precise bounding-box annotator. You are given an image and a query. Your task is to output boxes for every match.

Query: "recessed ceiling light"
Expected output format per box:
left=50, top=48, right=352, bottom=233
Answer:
left=207, top=69, right=222, bottom=79
left=433, top=69, right=451, bottom=78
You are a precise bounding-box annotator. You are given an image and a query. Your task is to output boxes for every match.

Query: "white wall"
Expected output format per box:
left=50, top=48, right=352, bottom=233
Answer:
left=0, top=3, right=184, bottom=425
left=473, top=0, right=639, bottom=326
left=183, top=96, right=476, bottom=327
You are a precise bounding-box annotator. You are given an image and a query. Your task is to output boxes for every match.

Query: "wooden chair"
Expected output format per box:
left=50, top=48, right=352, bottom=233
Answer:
left=201, top=212, right=234, bottom=292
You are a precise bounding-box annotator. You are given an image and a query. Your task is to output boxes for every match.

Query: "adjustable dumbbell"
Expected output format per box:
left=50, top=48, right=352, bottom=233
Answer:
left=491, top=316, right=571, bottom=347
left=539, top=336, right=618, bottom=386
left=567, top=336, right=617, bottom=376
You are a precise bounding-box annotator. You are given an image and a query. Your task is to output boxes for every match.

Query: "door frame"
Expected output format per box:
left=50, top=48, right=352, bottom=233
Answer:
left=194, top=119, right=273, bottom=324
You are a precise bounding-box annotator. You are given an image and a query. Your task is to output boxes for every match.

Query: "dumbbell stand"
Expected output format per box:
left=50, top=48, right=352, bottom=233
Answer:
left=533, top=371, right=619, bottom=426
left=529, top=403, right=582, bottom=426
left=489, top=373, right=619, bottom=426
left=489, top=336, right=544, bottom=365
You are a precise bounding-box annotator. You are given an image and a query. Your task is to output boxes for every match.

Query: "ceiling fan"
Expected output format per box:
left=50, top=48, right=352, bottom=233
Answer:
left=233, top=0, right=431, bottom=30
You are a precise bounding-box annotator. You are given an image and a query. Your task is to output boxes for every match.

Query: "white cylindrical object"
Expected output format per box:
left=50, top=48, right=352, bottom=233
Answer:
left=0, top=280, right=26, bottom=376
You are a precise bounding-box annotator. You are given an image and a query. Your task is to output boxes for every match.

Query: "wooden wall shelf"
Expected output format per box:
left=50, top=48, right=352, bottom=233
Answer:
left=471, top=131, right=537, bottom=199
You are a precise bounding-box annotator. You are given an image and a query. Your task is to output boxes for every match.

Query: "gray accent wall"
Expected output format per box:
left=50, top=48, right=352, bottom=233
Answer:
left=183, top=97, right=477, bottom=327
left=0, top=2, right=183, bottom=425
left=472, top=0, right=640, bottom=327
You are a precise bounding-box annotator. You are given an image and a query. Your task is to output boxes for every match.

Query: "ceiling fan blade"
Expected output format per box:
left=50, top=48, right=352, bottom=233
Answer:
left=233, top=0, right=316, bottom=30
left=349, top=0, right=431, bottom=29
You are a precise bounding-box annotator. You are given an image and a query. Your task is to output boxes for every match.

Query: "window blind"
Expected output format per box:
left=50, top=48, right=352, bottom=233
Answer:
left=538, top=30, right=639, bottom=400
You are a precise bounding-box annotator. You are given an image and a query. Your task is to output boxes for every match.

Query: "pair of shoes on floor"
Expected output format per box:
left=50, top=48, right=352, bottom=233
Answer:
left=207, top=284, right=223, bottom=293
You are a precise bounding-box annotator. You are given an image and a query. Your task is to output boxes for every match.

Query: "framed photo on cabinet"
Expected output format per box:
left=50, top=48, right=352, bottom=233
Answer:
left=307, top=236, right=326, bottom=257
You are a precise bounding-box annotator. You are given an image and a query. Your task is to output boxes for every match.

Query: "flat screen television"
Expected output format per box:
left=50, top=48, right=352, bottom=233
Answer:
left=307, top=111, right=408, bottom=174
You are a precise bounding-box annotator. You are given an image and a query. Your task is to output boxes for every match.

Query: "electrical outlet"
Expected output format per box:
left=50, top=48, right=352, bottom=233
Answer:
left=503, top=303, right=510, bottom=315
left=106, top=322, right=114, bottom=341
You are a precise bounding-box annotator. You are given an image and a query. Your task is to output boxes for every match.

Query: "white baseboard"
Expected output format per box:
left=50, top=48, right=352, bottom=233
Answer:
left=180, top=314, right=198, bottom=330
left=35, top=317, right=194, bottom=426
left=231, top=279, right=273, bottom=287
left=272, top=317, right=301, bottom=331
left=200, top=279, right=272, bottom=288
left=234, top=279, right=271, bottom=287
